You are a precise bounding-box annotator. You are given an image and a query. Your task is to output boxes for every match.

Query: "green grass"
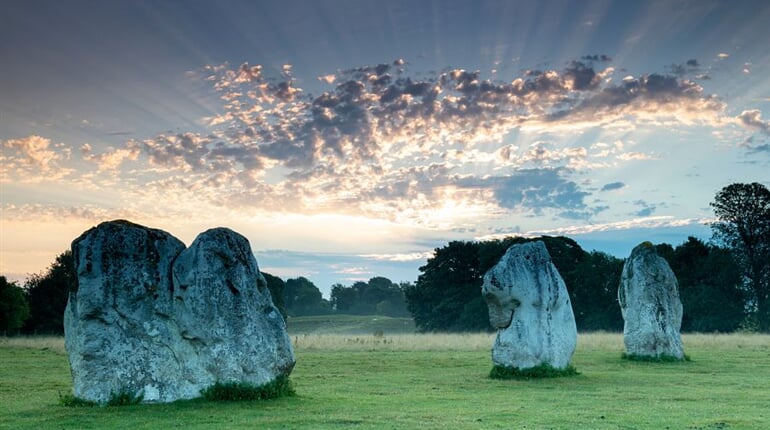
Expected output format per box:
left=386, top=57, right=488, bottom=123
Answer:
left=2, top=333, right=769, bottom=429
left=286, top=314, right=416, bottom=335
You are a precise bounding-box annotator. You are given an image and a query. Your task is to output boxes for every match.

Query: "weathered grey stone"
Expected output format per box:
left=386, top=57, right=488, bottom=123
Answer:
left=172, top=227, right=295, bottom=388
left=482, top=241, right=577, bottom=370
left=64, top=220, right=295, bottom=404
left=618, top=242, right=684, bottom=359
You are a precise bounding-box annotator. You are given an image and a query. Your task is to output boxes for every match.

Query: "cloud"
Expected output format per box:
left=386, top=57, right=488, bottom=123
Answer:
left=0, top=135, right=74, bottom=181
left=196, top=59, right=724, bottom=179
left=173, top=59, right=723, bottom=220
left=451, top=167, right=608, bottom=220
left=475, top=216, right=712, bottom=241
left=545, top=73, right=724, bottom=129
left=581, top=54, right=612, bottom=62
left=563, top=60, right=603, bottom=90
left=632, top=200, right=656, bottom=217
left=0, top=203, right=137, bottom=222
left=358, top=251, right=434, bottom=262
left=739, top=136, right=770, bottom=155
left=734, top=110, right=769, bottom=157
left=332, top=266, right=373, bottom=276
left=601, top=182, right=625, bottom=191
left=738, top=109, right=770, bottom=135
left=318, top=74, right=336, bottom=84
left=617, top=151, right=658, bottom=161
left=5, top=58, right=734, bottom=231
left=82, top=144, right=140, bottom=171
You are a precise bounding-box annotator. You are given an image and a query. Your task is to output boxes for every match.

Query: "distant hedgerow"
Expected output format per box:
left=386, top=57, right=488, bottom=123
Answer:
left=489, top=363, right=579, bottom=380
left=201, top=375, right=295, bottom=401
left=622, top=352, right=691, bottom=362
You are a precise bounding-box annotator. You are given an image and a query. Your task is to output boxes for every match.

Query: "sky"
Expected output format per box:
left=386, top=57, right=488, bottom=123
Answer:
left=1, top=0, right=769, bottom=297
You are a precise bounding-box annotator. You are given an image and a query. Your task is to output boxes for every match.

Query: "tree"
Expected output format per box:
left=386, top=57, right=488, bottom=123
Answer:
left=405, top=235, right=635, bottom=332
left=1, top=276, right=30, bottom=334
left=404, top=241, right=483, bottom=331
left=330, top=277, right=410, bottom=317
left=711, top=182, right=770, bottom=331
left=330, top=283, right=357, bottom=313
left=658, top=237, right=746, bottom=332
left=568, top=251, right=624, bottom=331
left=23, top=251, right=75, bottom=334
left=261, top=272, right=288, bottom=319
left=282, top=277, right=331, bottom=316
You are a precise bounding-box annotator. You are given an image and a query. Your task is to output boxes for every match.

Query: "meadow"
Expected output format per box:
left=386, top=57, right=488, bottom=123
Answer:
left=1, top=327, right=769, bottom=429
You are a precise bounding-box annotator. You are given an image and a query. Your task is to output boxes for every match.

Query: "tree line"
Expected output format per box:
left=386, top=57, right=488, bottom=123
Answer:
left=404, top=235, right=747, bottom=333
left=1, top=182, right=768, bottom=334
left=264, top=273, right=410, bottom=319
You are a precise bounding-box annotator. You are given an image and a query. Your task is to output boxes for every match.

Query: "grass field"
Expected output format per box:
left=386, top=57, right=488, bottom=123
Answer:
left=1, top=331, right=769, bottom=429
left=286, top=314, right=416, bottom=335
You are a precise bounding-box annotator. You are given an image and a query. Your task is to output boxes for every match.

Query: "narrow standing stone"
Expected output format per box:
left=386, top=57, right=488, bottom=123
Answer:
left=618, top=242, right=685, bottom=360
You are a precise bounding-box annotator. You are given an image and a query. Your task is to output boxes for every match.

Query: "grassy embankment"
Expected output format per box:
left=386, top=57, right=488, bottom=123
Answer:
left=1, top=316, right=769, bottom=429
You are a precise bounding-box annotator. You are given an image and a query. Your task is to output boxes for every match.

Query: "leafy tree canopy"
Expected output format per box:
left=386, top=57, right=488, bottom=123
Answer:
left=710, top=182, right=770, bottom=331
left=403, top=236, right=618, bottom=332
left=261, top=272, right=287, bottom=319
left=1, top=276, right=30, bottom=333
left=330, top=277, right=410, bottom=317
left=282, top=276, right=331, bottom=316
left=23, top=251, right=75, bottom=334
left=657, top=237, right=746, bottom=332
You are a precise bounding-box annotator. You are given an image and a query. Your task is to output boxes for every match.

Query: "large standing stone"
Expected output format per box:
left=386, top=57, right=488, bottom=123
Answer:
left=172, top=227, right=295, bottom=388
left=64, top=220, right=295, bottom=404
left=482, top=241, right=577, bottom=370
left=618, top=242, right=684, bottom=359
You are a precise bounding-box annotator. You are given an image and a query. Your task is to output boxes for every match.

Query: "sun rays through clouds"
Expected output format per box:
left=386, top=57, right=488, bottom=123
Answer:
left=6, top=56, right=736, bottom=231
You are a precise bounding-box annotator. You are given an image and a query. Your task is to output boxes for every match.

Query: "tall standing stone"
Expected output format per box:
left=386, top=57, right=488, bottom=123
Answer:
left=64, top=220, right=295, bottom=404
left=482, top=241, right=577, bottom=370
left=65, top=220, right=190, bottom=403
left=618, top=242, right=685, bottom=360
left=172, top=227, right=295, bottom=388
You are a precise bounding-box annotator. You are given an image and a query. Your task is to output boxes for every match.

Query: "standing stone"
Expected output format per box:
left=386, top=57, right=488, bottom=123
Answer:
left=64, top=220, right=189, bottom=403
left=64, top=220, right=295, bottom=404
left=172, top=227, right=295, bottom=388
left=618, top=242, right=684, bottom=359
left=482, top=241, right=577, bottom=370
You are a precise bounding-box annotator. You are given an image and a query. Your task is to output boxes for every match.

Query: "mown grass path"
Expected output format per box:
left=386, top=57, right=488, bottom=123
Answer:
left=1, top=334, right=769, bottom=429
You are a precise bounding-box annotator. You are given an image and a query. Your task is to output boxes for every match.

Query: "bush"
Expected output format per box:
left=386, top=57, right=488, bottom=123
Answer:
left=59, top=393, right=97, bottom=407
left=59, top=387, right=143, bottom=407
left=621, top=352, right=691, bottom=362
left=489, top=363, right=579, bottom=380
